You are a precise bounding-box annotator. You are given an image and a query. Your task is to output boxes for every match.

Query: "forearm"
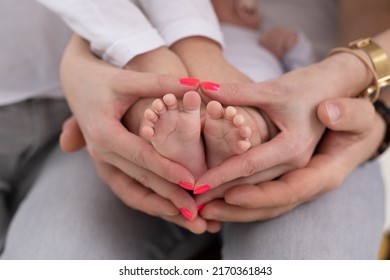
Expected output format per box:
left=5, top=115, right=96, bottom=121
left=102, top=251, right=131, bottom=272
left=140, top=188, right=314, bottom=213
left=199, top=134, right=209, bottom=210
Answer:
left=171, top=37, right=223, bottom=78
left=124, top=46, right=188, bottom=77
left=171, top=36, right=251, bottom=83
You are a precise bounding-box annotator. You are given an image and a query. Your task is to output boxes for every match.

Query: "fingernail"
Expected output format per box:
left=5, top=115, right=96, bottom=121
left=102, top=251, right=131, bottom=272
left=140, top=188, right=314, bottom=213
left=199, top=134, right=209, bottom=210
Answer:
left=201, top=81, right=220, bottom=91
left=325, top=103, right=341, bottom=122
left=178, top=181, right=194, bottom=191
left=179, top=208, right=193, bottom=221
left=197, top=204, right=205, bottom=212
left=194, top=184, right=211, bottom=195
left=180, top=78, right=199, bottom=87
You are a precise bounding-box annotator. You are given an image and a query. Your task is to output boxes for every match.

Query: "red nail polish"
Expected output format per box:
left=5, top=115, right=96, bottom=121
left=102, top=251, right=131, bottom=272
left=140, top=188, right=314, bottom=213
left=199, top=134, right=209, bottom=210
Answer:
left=180, top=78, right=199, bottom=87
left=194, top=184, right=211, bottom=195
left=201, top=81, right=220, bottom=91
left=197, top=204, right=205, bottom=212
left=178, top=181, right=194, bottom=191
left=179, top=208, right=193, bottom=221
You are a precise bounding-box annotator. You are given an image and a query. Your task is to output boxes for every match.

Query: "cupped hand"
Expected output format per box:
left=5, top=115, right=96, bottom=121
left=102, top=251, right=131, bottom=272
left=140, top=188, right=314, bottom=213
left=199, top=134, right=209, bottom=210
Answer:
left=196, top=65, right=333, bottom=190
left=59, top=35, right=216, bottom=230
left=197, top=97, right=385, bottom=222
left=60, top=35, right=199, bottom=185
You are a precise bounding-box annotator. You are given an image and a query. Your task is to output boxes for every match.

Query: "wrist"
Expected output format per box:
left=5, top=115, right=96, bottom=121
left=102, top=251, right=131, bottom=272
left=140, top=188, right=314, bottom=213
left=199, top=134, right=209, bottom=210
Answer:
left=319, top=50, right=374, bottom=98
left=326, top=36, right=390, bottom=101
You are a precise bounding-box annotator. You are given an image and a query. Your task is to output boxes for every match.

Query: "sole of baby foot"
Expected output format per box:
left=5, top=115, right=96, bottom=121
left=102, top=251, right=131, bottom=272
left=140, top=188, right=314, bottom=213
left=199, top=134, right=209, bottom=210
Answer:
left=141, top=91, right=207, bottom=178
left=204, top=101, right=254, bottom=167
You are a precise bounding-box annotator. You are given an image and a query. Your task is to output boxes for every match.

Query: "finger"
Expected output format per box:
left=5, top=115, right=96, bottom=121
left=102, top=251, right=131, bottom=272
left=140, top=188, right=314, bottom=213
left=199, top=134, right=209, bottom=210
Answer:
left=105, top=154, right=199, bottom=219
left=201, top=199, right=293, bottom=222
left=113, top=70, right=199, bottom=99
left=97, top=162, right=207, bottom=234
left=317, top=98, right=375, bottom=133
left=162, top=215, right=208, bottom=235
left=60, top=116, right=86, bottom=152
left=200, top=81, right=275, bottom=107
left=224, top=153, right=345, bottom=209
left=205, top=220, right=222, bottom=234
left=195, top=135, right=293, bottom=190
left=96, top=162, right=179, bottom=217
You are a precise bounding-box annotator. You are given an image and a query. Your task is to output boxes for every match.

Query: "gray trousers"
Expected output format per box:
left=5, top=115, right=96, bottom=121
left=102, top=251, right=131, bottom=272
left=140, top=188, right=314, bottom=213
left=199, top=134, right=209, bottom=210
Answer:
left=0, top=99, right=385, bottom=259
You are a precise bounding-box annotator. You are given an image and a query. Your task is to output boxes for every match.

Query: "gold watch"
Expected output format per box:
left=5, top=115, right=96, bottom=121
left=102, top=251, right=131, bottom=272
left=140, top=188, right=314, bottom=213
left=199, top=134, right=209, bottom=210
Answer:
left=349, top=37, right=390, bottom=99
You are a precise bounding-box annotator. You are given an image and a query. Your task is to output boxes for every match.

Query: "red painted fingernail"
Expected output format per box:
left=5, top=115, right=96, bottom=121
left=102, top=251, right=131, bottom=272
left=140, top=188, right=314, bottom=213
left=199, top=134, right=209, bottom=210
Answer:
left=178, top=181, right=194, bottom=190
left=201, top=81, right=220, bottom=91
left=197, top=204, right=205, bottom=212
left=194, top=184, right=211, bottom=194
left=179, top=208, right=193, bottom=221
left=179, top=78, right=199, bottom=87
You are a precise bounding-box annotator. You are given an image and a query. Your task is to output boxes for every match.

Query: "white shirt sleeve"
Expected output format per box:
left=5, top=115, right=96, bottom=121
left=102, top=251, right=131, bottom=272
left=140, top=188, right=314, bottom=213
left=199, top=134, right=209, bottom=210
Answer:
left=282, top=30, right=317, bottom=71
left=36, top=0, right=166, bottom=67
left=136, top=0, right=224, bottom=48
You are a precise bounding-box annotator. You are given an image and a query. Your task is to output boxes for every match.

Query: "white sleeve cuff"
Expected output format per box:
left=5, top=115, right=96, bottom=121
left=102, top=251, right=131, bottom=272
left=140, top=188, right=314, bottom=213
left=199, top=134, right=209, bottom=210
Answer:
left=91, top=29, right=165, bottom=68
left=160, top=19, right=225, bottom=48
left=282, top=29, right=317, bottom=71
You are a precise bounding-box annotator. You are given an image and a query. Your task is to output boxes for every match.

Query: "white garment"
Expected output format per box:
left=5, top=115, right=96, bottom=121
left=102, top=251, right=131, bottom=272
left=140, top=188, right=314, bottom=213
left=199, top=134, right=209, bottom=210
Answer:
left=137, top=0, right=223, bottom=48
left=1, top=0, right=223, bottom=106
left=37, top=0, right=223, bottom=68
left=0, top=1, right=71, bottom=106
left=221, top=24, right=314, bottom=82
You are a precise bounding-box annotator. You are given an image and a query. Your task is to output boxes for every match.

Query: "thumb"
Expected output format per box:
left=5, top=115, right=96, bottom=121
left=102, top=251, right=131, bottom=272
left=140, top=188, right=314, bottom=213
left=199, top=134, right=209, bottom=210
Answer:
left=317, top=98, right=376, bottom=133
left=60, top=116, right=86, bottom=152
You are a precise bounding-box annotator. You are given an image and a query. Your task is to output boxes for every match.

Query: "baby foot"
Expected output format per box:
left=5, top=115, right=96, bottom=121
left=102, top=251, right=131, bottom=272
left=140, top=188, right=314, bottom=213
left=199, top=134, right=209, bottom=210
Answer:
left=204, top=101, right=255, bottom=168
left=140, top=91, right=207, bottom=178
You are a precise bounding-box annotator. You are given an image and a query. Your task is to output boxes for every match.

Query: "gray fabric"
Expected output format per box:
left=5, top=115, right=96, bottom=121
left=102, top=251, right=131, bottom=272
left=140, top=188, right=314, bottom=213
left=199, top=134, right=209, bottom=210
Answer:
left=222, top=161, right=385, bottom=259
left=1, top=147, right=214, bottom=260
left=0, top=99, right=71, bottom=254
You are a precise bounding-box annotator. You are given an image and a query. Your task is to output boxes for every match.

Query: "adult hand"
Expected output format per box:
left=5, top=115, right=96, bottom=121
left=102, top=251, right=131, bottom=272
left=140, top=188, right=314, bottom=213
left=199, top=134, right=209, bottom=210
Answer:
left=60, top=34, right=198, bottom=185
left=197, top=97, right=385, bottom=221
left=195, top=53, right=373, bottom=191
left=59, top=35, right=210, bottom=229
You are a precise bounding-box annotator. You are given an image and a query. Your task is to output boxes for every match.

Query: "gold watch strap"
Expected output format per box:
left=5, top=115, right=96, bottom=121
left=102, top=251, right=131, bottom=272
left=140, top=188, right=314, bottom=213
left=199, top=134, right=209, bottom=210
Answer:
left=349, top=38, right=390, bottom=96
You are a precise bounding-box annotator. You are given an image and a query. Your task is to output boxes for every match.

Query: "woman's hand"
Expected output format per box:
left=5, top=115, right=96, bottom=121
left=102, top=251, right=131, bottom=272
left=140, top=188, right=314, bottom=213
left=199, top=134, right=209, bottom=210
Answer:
left=59, top=35, right=214, bottom=231
left=195, top=53, right=373, bottom=191
left=60, top=35, right=199, bottom=185
left=197, top=97, right=385, bottom=221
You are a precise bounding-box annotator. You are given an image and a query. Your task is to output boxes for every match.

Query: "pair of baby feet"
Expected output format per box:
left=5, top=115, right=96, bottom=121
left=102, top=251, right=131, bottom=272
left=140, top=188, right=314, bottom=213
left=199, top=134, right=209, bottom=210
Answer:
left=139, top=91, right=262, bottom=179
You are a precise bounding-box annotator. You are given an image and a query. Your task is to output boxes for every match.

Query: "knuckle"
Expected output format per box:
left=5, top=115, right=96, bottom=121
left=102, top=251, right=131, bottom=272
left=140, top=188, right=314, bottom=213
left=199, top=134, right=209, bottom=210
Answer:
left=286, top=193, right=300, bottom=207
left=225, top=83, right=240, bottom=100
left=241, top=158, right=260, bottom=177
left=158, top=74, right=170, bottom=92
left=87, top=124, right=110, bottom=148
left=286, top=143, right=312, bottom=169
left=135, top=172, right=150, bottom=188
left=211, top=171, right=228, bottom=188
left=87, top=145, right=103, bottom=161
left=130, top=149, right=147, bottom=167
